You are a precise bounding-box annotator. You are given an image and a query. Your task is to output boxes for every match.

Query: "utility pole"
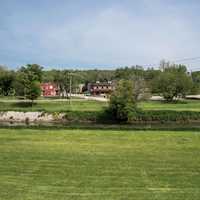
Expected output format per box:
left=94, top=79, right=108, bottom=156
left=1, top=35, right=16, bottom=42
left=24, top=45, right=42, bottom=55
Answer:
left=69, top=74, right=72, bottom=98
left=69, top=73, right=73, bottom=106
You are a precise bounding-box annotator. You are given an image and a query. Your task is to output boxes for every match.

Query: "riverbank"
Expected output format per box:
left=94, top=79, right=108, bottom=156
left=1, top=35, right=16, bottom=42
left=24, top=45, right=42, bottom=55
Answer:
left=0, top=99, right=200, bottom=124
left=0, top=111, right=65, bottom=123
left=1, top=110, right=200, bottom=128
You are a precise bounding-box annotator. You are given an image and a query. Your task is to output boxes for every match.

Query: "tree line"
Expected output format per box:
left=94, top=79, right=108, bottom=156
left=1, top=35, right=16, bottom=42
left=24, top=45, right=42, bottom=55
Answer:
left=0, top=63, right=200, bottom=104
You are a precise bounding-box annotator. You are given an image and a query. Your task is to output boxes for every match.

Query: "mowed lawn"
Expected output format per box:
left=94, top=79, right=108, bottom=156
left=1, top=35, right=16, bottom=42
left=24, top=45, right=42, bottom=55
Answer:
left=0, top=99, right=200, bottom=112
left=139, top=100, right=200, bottom=111
left=0, top=129, right=200, bottom=200
left=0, top=100, right=107, bottom=112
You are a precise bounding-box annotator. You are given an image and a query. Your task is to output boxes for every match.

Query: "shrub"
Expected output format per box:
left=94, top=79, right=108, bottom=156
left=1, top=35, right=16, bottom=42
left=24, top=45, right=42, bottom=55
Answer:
left=134, top=110, right=200, bottom=122
left=108, top=80, right=137, bottom=122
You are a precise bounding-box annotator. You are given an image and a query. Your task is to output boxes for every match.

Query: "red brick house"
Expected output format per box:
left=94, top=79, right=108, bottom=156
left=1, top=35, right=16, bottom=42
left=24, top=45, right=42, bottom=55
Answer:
left=88, top=82, right=115, bottom=96
left=41, top=83, right=60, bottom=97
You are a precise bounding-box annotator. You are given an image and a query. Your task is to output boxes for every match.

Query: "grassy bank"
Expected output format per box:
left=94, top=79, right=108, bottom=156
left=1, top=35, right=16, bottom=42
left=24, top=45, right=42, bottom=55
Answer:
left=139, top=100, right=200, bottom=111
left=0, top=99, right=200, bottom=123
left=0, top=128, right=200, bottom=200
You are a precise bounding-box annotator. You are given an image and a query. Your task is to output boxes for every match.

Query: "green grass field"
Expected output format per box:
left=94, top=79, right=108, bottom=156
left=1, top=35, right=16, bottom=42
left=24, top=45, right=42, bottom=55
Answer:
left=0, top=100, right=107, bottom=112
left=139, top=100, right=200, bottom=111
left=0, top=128, right=200, bottom=200
left=0, top=99, right=200, bottom=112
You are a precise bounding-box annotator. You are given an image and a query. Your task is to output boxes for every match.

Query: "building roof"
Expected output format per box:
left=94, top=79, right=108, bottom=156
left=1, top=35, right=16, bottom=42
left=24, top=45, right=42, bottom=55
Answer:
left=41, top=82, right=59, bottom=90
left=90, top=82, right=114, bottom=86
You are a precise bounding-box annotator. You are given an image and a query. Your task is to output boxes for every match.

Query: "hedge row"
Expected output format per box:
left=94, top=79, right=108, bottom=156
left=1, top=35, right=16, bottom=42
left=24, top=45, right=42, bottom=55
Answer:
left=64, top=111, right=99, bottom=122
left=135, top=110, right=200, bottom=122
left=64, top=110, right=200, bottom=123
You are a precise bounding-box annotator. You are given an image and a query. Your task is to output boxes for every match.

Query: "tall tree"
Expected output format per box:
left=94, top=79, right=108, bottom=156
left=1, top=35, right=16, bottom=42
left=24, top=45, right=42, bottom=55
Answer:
left=25, top=81, right=41, bottom=104
left=19, top=64, right=43, bottom=82
left=154, top=65, right=193, bottom=101
left=0, top=67, right=15, bottom=96
left=15, top=64, right=43, bottom=101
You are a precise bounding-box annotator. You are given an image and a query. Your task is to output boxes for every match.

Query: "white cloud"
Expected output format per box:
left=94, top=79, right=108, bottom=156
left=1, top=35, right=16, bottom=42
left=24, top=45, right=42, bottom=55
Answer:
left=1, top=0, right=200, bottom=69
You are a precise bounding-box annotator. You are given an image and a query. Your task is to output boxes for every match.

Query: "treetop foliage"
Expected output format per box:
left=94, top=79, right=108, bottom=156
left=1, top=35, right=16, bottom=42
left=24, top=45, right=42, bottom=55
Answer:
left=0, top=62, right=199, bottom=102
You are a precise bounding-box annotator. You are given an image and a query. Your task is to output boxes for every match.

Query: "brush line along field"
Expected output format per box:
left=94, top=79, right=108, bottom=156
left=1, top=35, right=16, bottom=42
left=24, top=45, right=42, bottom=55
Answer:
left=0, top=128, right=200, bottom=200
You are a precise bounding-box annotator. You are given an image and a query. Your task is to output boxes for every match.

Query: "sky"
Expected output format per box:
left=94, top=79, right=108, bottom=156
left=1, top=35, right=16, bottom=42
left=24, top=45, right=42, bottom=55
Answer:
left=1, top=0, right=200, bottom=70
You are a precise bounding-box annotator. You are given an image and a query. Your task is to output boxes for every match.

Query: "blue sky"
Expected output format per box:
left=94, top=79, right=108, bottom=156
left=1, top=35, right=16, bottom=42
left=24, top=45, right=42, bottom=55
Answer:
left=1, top=0, right=200, bottom=70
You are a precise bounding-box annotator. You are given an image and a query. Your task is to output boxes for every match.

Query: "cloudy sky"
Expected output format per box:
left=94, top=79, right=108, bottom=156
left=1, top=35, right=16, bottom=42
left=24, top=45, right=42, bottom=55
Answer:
left=1, top=0, right=200, bottom=70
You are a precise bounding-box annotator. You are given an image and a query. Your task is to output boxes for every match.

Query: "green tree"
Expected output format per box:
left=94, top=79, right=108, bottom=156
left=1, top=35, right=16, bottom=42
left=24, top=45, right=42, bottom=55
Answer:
left=25, top=81, right=41, bottom=104
left=115, top=66, right=145, bottom=80
left=154, top=65, right=193, bottom=102
left=19, top=64, right=43, bottom=82
left=15, top=64, right=43, bottom=100
left=191, top=71, right=200, bottom=94
left=14, top=72, right=26, bottom=97
left=108, top=80, right=137, bottom=122
left=0, top=68, right=15, bottom=96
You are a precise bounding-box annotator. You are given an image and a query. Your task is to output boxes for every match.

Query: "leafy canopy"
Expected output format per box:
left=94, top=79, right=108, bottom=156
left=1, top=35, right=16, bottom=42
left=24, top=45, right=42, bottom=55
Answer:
left=154, top=65, right=193, bottom=102
left=108, top=80, right=137, bottom=122
left=14, top=64, right=43, bottom=101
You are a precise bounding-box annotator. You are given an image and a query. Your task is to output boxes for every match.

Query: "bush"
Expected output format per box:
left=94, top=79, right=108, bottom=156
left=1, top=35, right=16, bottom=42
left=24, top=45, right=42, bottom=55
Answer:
left=134, top=110, right=200, bottom=123
left=64, top=111, right=99, bottom=122
left=108, top=80, right=137, bottom=122
left=71, top=109, right=200, bottom=123
left=25, top=81, right=41, bottom=104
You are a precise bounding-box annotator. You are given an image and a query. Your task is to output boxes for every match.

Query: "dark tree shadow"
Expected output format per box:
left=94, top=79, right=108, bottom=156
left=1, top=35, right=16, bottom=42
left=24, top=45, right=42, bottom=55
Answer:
left=13, top=102, right=37, bottom=107
left=158, top=100, right=188, bottom=104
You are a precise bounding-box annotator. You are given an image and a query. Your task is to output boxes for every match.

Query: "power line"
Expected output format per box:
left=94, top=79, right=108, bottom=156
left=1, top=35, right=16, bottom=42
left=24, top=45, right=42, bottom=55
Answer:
left=173, top=56, right=200, bottom=63
left=189, top=68, right=200, bottom=72
left=141, top=56, right=200, bottom=70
